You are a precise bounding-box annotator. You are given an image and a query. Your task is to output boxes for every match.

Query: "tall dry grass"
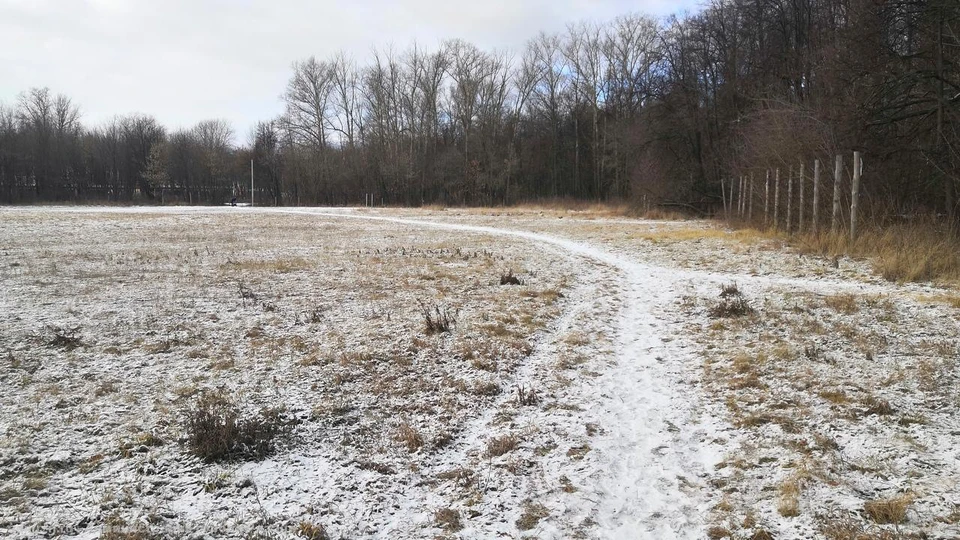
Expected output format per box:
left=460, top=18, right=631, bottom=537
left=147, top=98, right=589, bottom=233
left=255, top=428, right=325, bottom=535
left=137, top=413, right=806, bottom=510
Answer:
left=793, top=223, right=960, bottom=283
left=731, top=216, right=960, bottom=284
left=423, top=198, right=690, bottom=220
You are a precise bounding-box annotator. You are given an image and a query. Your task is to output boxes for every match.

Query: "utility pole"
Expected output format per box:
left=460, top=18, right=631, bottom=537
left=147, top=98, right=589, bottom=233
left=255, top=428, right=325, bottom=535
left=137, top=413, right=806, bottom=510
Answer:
left=250, top=159, right=254, bottom=207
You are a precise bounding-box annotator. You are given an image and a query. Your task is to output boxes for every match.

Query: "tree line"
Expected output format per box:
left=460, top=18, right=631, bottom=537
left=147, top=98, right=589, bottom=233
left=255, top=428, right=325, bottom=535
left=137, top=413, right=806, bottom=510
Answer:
left=1, top=0, right=958, bottom=222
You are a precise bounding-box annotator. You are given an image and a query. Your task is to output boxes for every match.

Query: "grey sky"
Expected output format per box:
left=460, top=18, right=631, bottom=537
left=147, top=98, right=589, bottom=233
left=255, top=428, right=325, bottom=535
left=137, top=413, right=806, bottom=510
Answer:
left=1, top=0, right=700, bottom=143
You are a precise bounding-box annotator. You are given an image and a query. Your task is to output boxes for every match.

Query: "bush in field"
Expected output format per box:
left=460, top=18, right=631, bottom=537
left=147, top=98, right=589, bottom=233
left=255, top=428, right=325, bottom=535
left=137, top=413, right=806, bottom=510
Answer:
left=183, top=392, right=289, bottom=462
left=709, top=283, right=755, bottom=318
left=420, top=302, right=456, bottom=334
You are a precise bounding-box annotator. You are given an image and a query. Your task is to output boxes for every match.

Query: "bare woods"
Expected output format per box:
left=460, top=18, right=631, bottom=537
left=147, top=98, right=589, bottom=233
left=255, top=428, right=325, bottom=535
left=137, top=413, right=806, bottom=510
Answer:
left=0, top=0, right=957, bottom=224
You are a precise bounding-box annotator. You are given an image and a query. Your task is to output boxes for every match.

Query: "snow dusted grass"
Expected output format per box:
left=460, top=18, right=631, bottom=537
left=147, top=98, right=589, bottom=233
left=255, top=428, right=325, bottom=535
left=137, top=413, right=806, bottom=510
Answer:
left=0, top=208, right=588, bottom=538
left=394, top=208, right=960, bottom=537
left=684, top=273, right=960, bottom=537
left=1, top=206, right=958, bottom=539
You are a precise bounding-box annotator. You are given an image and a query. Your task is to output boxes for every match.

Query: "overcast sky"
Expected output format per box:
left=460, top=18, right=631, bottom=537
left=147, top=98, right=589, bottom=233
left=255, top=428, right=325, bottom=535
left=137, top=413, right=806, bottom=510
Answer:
left=1, top=0, right=700, bottom=143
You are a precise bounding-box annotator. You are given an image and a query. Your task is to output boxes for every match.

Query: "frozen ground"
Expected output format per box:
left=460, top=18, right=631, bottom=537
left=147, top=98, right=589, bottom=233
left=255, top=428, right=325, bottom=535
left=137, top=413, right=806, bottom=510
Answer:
left=0, top=206, right=958, bottom=539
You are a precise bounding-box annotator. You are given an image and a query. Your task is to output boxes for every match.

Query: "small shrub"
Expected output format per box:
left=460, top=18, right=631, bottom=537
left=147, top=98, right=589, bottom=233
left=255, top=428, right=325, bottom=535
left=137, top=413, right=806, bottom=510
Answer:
left=238, top=282, right=259, bottom=303
left=183, top=392, right=288, bottom=462
left=517, top=385, right=538, bottom=406
left=420, top=302, right=456, bottom=334
left=720, top=283, right=741, bottom=298
left=500, top=270, right=523, bottom=285
left=47, top=325, right=83, bottom=350
left=710, top=284, right=755, bottom=318
left=435, top=508, right=462, bottom=532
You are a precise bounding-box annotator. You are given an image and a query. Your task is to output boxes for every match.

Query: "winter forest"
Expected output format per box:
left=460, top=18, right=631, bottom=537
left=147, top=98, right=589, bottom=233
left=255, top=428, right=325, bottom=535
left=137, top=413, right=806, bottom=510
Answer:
left=1, top=0, right=958, bottom=221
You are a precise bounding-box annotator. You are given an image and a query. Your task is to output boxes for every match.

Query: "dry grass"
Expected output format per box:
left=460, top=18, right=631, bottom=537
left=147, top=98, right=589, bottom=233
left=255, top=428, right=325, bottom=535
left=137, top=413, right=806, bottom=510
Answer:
left=296, top=521, right=330, bottom=540
left=0, top=208, right=578, bottom=536
left=434, top=508, right=463, bottom=532
left=395, top=422, right=424, bottom=453
left=485, top=434, right=519, bottom=457
left=182, top=393, right=288, bottom=463
left=916, top=293, right=960, bottom=309
left=420, top=302, right=456, bottom=334
left=863, top=494, right=913, bottom=524
left=824, top=294, right=860, bottom=314
left=515, top=502, right=549, bottom=531
left=706, top=526, right=733, bottom=539
left=776, top=463, right=815, bottom=518
left=222, top=257, right=313, bottom=274
left=636, top=227, right=776, bottom=244
left=504, top=199, right=641, bottom=218
left=792, top=223, right=960, bottom=284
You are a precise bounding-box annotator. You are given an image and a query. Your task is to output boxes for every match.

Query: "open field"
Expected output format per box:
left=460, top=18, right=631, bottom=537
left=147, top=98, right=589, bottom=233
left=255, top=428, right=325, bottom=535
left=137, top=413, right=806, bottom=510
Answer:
left=1, top=207, right=958, bottom=539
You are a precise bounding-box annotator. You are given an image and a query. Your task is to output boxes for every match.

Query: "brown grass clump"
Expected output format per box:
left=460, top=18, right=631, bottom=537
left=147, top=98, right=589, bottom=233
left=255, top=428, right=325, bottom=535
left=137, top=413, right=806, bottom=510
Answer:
left=183, top=393, right=288, bottom=463
left=777, top=465, right=814, bottom=518
left=862, top=395, right=895, bottom=416
left=485, top=434, right=519, bottom=457
left=706, top=526, right=733, bottom=539
left=296, top=521, right=330, bottom=540
left=515, top=502, right=549, bottom=531
left=435, top=508, right=463, bottom=532
left=818, top=390, right=849, bottom=405
left=100, top=523, right=161, bottom=540
left=47, top=325, right=83, bottom=350
left=395, top=422, right=424, bottom=453
left=864, top=494, right=913, bottom=524
left=824, top=294, right=860, bottom=314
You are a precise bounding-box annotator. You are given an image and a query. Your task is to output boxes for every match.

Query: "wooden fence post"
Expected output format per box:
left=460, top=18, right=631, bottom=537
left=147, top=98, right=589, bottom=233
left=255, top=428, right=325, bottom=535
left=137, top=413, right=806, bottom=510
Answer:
left=799, top=162, right=805, bottom=233
left=812, top=159, right=821, bottom=234
left=787, top=165, right=794, bottom=233
left=765, top=169, right=770, bottom=226
left=721, top=177, right=728, bottom=221
left=739, top=175, right=746, bottom=217
left=832, top=155, right=842, bottom=234
left=744, top=176, right=749, bottom=216
left=735, top=176, right=741, bottom=217
left=774, top=168, right=781, bottom=229
left=851, top=151, right=862, bottom=241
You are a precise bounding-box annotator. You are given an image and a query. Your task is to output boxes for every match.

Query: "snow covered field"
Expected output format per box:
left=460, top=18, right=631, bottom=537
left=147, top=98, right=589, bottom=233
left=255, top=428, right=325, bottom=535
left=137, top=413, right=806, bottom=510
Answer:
left=0, top=207, right=958, bottom=539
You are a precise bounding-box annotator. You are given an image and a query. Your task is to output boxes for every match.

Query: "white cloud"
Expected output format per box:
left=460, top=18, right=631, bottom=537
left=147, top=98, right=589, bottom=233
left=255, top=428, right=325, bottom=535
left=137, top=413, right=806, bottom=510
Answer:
left=0, top=0, right=700, bottom=140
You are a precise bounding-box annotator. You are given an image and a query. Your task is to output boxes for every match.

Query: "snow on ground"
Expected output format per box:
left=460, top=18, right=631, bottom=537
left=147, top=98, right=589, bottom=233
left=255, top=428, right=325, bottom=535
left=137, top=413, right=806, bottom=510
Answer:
left=0, top=206, right=958, bottom=539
